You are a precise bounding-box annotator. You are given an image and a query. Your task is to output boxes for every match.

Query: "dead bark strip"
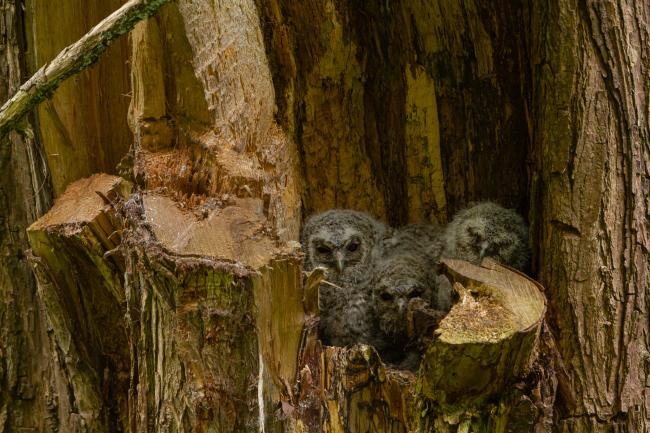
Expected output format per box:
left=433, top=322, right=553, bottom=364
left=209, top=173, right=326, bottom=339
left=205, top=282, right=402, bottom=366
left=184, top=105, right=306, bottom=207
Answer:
left=0, top=1, right=57, bottom=432
left=0, top=0, right=171, bottom=138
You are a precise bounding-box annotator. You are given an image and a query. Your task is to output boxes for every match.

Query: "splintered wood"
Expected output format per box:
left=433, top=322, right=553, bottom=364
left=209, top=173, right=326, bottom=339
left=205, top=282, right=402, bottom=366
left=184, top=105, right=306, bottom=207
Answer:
left=26, top=173, right=305, bottom=433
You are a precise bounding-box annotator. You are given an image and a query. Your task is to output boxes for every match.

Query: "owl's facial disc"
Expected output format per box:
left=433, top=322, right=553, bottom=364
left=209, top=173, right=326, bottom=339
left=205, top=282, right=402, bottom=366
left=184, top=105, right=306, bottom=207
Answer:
left=464, top=222, right=487, bottom=258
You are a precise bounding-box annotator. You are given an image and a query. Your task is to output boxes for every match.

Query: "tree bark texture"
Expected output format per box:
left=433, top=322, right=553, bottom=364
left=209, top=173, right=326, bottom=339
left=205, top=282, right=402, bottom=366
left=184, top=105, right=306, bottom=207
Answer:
left=1, top=0, right=649, bottom=433
left=0, top=1, right=60, bottom=433
left=529, top=1, right=650, bottom=431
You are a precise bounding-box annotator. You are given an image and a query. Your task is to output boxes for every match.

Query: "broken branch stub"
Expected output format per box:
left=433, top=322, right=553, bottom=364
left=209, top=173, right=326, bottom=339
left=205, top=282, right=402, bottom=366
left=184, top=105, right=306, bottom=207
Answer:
left=0, top=0, right=171, bottom=138
left=419, top=258, right=547, bottom=408
left=26, top=174, right=133, bottom=432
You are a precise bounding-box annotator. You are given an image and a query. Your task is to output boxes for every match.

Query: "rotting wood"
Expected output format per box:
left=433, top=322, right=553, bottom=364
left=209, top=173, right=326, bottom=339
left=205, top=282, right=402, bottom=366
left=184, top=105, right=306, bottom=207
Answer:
left=0, top=0, right=171, bottom=138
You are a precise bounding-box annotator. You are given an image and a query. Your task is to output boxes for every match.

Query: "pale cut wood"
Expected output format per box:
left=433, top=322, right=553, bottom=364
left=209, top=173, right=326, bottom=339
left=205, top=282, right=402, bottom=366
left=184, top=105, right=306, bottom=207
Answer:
left=418, top=258, right=547, bottom=431
left=0, top=0, right=171, bottom=137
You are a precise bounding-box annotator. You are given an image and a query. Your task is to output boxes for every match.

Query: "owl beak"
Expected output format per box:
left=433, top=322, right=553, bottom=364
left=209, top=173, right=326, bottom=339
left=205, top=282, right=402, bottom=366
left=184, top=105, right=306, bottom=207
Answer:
left=334, top=251, right=345, bottom=273
left=479, top=241, right=489, bottom=260
left=397, top=298, right=407, bottom=314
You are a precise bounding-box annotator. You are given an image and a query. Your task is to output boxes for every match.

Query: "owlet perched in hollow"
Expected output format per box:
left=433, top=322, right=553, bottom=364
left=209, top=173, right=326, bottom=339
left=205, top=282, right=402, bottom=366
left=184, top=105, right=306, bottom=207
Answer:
left=301, top=209, right=388, bottom=347
left=371, top=224, right=453, bottom=362
left=442, top=202, right=529, bottom=271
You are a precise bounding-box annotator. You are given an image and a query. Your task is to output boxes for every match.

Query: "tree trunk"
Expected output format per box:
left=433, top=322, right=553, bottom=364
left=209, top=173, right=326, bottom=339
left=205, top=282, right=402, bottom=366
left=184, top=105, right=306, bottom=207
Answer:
left=0, top=1, right=61, bottom=432
left=1, top=0, right=648, bottom=432
left=529, top=1, right=650, bottom=431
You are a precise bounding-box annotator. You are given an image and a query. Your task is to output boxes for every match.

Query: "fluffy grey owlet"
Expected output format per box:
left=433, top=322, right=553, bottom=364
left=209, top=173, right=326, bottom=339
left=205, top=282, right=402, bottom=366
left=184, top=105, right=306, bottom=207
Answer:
left=301, top=209, right=387, bottom=286
left=371, top=224, right=453, bottom=364
left=442, top=202, right=529, bottom=271
left=301, top=209, right=387, bottom=347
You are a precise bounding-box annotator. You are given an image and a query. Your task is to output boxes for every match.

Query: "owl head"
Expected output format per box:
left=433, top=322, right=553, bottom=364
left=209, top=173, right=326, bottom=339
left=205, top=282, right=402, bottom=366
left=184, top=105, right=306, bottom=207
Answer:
left=301, top=210, right=387, bottom=282
left=372, top=255, right=434, bottom=341
left=444, top=202, right=529, bottom=270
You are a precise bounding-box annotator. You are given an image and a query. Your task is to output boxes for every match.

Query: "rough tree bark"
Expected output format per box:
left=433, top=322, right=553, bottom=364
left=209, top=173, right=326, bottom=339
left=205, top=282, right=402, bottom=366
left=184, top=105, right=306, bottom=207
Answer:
left=1, top=0, right=648, bottom=433
left=529, top=1, right=650, bottom=431
left=0, top=1, right=61, bottom=432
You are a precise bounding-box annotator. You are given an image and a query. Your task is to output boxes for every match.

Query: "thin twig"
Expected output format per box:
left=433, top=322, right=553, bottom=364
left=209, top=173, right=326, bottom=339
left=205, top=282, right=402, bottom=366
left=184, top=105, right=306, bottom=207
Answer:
left=0, top=0, right=172, bottom=138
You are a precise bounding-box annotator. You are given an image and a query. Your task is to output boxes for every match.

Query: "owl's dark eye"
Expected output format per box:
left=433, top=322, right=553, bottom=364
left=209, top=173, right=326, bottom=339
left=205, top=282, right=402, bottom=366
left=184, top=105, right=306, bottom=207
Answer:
left=316, top=245, right=332, bottom=254
left=409, top=287, right=423, bottom=298
left=468, top=229, right=482, bottom=245
left=346, top=241, right=359, bottom=252
left=380, top=292, right=394, bottom=301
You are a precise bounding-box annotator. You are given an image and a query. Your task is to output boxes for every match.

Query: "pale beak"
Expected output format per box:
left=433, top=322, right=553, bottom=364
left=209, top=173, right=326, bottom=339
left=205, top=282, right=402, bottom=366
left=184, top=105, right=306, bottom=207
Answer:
left=335, top=251, right=345, bottom=273
left=397, top=298, right=407, bottom=314
left=479, top=241, right=489, bottom=260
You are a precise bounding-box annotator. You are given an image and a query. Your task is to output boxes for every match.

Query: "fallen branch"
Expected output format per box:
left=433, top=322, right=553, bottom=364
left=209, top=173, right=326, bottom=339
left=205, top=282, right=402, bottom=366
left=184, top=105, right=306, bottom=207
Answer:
left=0, top=0, right=172, bottom=138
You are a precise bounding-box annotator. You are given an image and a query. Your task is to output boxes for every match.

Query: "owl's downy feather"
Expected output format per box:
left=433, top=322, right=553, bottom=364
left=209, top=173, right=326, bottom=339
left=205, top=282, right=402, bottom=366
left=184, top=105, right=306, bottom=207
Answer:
left=316, top=284, right=384, bottom=349
left=442, top=202, right=529, bottom=271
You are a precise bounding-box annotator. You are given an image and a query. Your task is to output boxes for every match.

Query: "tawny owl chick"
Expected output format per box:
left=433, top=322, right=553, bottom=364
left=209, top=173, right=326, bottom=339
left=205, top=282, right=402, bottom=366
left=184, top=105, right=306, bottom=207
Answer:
left=442, top=202, right=529, bottom=271
left=301, top=209, right=387, bottom=347
left=315, top=284, right=384, bottom=349
left=301, top=209, right=387, bottom=286
left=371, top=224, right=453, bottom=364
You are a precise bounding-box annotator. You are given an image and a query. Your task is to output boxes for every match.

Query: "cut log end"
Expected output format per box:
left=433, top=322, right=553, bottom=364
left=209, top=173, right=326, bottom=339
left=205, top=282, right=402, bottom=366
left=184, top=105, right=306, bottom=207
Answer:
left=141, top=192, right=281, bottom=268
left=419, top=258, right=547, bottom=410
left=437, top=258, right=546, bottom=344
left=28, top=173, right=131, bottom=232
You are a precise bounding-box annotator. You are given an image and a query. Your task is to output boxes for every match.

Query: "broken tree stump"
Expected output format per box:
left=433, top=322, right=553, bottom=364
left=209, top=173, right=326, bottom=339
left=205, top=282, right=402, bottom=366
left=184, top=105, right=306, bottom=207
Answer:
left=27, top=173, right=546, bottom=433
left=26, top=174, right=133, bottom=432
left=290, top=258, right=547, bottom=433
left=419, top=258, right=547, bottom=432
left=27, top=172, right=305, bottom=433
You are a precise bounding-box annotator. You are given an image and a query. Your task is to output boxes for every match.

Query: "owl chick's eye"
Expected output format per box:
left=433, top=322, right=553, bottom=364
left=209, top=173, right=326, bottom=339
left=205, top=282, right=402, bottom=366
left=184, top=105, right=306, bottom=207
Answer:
left=346, top=241, right=360, bottom=252
left=380, top=292, right=394, bottom=302
left=467, top=228, right=482, bottom=245
left=316, top=245, right=332, bottom=254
